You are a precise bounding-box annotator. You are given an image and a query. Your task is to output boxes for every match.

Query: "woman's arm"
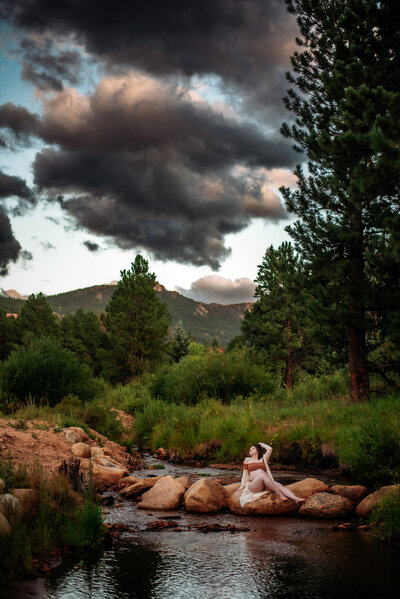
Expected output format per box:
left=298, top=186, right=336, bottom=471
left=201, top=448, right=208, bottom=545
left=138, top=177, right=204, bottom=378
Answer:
left=239, top=468, right=249, bottom=489
left=259, top=442, right=272, bottom=462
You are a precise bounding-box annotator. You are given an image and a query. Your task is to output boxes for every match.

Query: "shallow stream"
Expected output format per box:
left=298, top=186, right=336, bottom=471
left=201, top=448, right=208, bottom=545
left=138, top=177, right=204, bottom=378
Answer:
left=3, top=457, right=400, bottom=599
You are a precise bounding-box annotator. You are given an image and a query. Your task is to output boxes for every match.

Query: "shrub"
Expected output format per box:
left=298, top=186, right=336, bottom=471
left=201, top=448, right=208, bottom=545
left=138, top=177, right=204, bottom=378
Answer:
left=370, top=486, right=400, bottom=544
left=338, top=414, right=400, bottom=487
left=151, top=348, right=277, bottom=404
left=0, top=337, right=100, bottom=407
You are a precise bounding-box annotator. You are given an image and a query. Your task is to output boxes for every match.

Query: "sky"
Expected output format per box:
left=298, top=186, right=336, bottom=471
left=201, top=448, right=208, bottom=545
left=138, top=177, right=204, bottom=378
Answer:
left=0, top=0, right=300, bottom=304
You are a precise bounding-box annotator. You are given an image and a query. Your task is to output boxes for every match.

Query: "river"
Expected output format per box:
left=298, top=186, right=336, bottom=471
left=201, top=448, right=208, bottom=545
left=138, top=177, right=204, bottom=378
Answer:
left=3, top=458, right=400, bottom=599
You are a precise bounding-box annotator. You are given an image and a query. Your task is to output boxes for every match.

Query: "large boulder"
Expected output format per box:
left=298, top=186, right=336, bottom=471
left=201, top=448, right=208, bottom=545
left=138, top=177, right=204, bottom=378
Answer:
left=71, top=442, right=92, bottom=458
left=228, top=488, right=298, bottom=516
left=184, top=479, right=227, bottom=513
left=329, top=485, right=368, bottom=505
left=92, top=463, right=127, bottom=485
left=299, top=492, right=354, bottom=519
left=0, top=513, right=11, bottom=536
left=0, top=493, right=22, bottom=516
left=355, top=485, right=399, bottom=518
left=138, top=476, right=186, bottom=510
left=0, top=478, right=5, bottom=493
left=63, top=427, right=89, bottom=444
left=120, top=479, right=157, bottom=498
left=286, top=478, right=329, bottom=498
left=224, top=482, right=241, bottom=498
left=175, top=476, right=191, bottom=490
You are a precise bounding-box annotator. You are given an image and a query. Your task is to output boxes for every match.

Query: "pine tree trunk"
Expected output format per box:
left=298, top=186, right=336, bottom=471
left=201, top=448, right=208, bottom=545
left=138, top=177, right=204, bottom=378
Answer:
left=348, top=209, right=369, bottom=401
left=284, top=318, right=293, bottom=388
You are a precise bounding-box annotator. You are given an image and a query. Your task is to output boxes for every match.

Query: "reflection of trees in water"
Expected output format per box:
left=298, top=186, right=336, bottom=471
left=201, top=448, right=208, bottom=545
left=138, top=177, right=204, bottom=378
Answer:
left=45, top=541, right=163, bottom=599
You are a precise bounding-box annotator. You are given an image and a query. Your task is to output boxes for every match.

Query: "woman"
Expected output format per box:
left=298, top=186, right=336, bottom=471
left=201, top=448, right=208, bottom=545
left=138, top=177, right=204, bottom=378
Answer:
left=239, top=442, right=305, bottom=506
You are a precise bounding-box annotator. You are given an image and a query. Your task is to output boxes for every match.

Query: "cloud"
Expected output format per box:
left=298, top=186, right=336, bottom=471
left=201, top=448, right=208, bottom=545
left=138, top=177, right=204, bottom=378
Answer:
left=40, top=240, right=55, bottom=250
left=0, top=207, right=22, bottom=275
left=17, top=74, right=293, bottom=268
left=0, top=102, right=40, bottom=145
left=0, top=170, right=35, bottom=215
left=83, top=240, right=100, bottom=252
left=19, top=36, right=82, bottom=91
left=2, top=0, right=296, bottom=114
left=178, top=275, right=256, bottom=304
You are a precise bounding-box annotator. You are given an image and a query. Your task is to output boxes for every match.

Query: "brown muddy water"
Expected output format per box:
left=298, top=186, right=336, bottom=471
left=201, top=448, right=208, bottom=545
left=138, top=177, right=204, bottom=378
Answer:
left=3, top=457, right=400, bottom=599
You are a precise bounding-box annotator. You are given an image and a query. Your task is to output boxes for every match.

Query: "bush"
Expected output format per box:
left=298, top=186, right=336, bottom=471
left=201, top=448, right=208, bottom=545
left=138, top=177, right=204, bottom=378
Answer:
left=370, top=486, right=400, bottom=544
left=0, top=337, right=100, bottom=407
left=338, top=412, right=400, bottom=487
left=151, top=348, right=277, bottom=404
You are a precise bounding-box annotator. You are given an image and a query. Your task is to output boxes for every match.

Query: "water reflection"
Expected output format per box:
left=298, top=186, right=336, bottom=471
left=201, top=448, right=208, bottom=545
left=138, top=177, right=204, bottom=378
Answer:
left=44, top=524, right=400, bottom=599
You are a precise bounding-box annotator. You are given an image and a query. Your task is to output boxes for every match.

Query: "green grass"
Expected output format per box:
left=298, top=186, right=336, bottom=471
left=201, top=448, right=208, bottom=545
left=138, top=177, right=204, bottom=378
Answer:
left=370, top=486, right=400, bottom=544
left=0, top=457, right=105, bottom=576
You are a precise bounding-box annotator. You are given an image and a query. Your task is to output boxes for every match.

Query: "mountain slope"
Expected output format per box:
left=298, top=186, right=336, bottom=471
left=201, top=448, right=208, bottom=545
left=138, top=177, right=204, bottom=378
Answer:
left=0, top=284, right=251, bottom=347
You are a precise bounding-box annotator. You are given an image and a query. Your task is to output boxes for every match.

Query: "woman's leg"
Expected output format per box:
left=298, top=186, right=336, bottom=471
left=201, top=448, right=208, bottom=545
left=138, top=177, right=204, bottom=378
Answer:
left=274, top=481, right=305, bottom=504
left=248, top=473, right=288, bottom=500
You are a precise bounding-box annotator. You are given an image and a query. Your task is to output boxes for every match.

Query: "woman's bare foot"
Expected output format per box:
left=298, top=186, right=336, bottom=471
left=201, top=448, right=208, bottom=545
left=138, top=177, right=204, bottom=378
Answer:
left=295, top=497, right=306, bottom=504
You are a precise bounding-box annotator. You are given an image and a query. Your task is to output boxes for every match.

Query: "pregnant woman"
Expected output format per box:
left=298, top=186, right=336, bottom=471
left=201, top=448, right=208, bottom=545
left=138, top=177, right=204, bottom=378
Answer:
left=239, top=442, right=305, bottom=506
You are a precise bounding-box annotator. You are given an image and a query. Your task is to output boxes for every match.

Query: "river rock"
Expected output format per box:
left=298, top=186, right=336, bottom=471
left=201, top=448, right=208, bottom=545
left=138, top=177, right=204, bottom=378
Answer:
left=154, top=447, right=168, bottom=459
left=329, top=485, right=368, bottom=505
left=92, top=463, right=128, bottom=485
left=138, top=476, right=186, bottom=510
left=94, top=456, right=126, bottom=469
left=355, top=485, right=399, bottom=518
left=299, top=492, right=354, bottom=518
left=91, top=447, right=104, bottom=458
left=0, top=478, right=5, bottom=493
left=120, top=480, right=155, bottom=498
left=175, top=476, right=191, bottom=490
left=71, top=442, right=92, bottom=458
left=228, top=488, right=299, bottom=516
left=0, top=513, right=11, bottom=536
left=63, top=427, right=89, bottom=444
left=12, top=488, right=39, bottom=509
left=0, top=493, right=22, bottom=515
left=184, top=479, right=227, bottom=513
left=224, top=482, right=241, bottom=498
left=286, top=478, right=329, bottom=498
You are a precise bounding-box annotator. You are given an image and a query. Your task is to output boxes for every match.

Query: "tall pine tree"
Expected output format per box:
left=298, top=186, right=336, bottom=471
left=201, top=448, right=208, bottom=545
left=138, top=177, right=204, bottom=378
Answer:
left=104, top=255, right=170, bottom=381
left=281, top=0, right=400, bottom=400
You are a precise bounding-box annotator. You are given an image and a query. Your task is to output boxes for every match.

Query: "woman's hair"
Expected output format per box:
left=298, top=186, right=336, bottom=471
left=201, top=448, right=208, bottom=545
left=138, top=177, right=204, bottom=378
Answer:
left=256, top=443, right=265, bottom=460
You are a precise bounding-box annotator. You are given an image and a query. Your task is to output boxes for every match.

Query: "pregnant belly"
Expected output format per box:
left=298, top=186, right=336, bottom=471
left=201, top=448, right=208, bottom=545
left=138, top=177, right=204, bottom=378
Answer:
left=248, top=469, right=265, bottom=481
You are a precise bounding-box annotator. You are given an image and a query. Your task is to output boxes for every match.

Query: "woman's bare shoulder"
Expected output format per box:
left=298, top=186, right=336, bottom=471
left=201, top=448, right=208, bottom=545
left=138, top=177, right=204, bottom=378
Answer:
left=243, top=457, right=251, bottom=463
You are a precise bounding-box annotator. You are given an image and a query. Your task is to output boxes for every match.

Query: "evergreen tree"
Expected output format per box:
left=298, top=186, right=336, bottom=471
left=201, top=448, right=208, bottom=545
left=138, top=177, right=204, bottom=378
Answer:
left=18, top=292, right=59, bottom=339
left=60, top=309, right=109, bottom=376
left=0, top=309, right=19, bottom=360
left=242, top=242, right=310, bottom=387
left=169, top=320, right=190, bottom=363
left=104, top=255, right=171, bottom=381
left=280, top=0, right=400, bottom=400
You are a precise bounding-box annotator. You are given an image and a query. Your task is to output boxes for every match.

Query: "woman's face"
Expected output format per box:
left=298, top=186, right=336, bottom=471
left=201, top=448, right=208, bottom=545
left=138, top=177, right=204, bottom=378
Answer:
left=249, top=445, right=258, bottom=458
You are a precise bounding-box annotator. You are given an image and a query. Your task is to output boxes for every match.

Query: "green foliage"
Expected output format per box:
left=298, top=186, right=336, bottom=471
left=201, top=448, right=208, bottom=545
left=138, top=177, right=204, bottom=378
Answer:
left=0, top=460, right=105, bottom=576
left=60, top=309, right=109, bottom=376
left=0, top=337, right=99, bottom=406
left=0, top=309, right=19, bottom=361
left=370, top=487, right=400, bottom=544
left=338, top=415, right=400, bottom=487
left=281, top=0, right=400, bottom=400
left=242, top=243, right=313, bottom=387
left=150, top=348, right=277, bottom=404
left=169, top=320, right=190, bottom=363
left=18, top=292, right=59, bottom=340
left=188, top=341, right=206, bottom=356
left=103, top=378, right=152, bottom=415
left=104, top=255, right=171, bottom=381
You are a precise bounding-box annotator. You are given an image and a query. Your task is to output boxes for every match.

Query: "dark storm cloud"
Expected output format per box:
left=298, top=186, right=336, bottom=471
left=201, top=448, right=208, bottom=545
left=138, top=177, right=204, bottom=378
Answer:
left=1, top=0, right=296, bottom=112
left=83, top=240, right=100, bottom=252
left=0, top=102, right=40, bottom=141
left=178, top=275, right=256, bottom=304
left=0, top=207, right=21, bottom=275
left=0, top=170, right=35, bottom=215
left=19, top=37, right=82, bottom=91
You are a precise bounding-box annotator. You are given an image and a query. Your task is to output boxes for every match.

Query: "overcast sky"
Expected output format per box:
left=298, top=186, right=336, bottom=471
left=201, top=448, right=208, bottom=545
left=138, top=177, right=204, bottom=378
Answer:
left=0, top=0, right=300, bottom=304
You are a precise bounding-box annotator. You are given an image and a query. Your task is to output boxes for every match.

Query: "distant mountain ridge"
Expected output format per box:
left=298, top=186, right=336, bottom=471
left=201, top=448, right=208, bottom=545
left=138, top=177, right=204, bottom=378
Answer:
left=0, top=284, right=252, bottom=347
